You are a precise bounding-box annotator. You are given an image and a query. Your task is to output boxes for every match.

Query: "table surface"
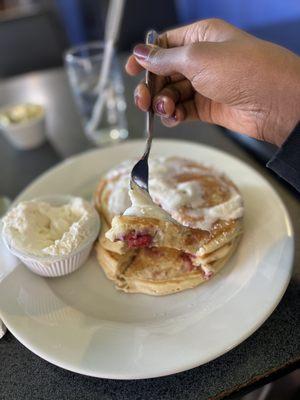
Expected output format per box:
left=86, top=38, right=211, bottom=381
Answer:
left=0, top=65, right=299, bottom=400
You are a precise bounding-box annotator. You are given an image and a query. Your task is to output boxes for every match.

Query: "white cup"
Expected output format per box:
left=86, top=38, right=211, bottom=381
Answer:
left=0, top=104, right=46, bottom=150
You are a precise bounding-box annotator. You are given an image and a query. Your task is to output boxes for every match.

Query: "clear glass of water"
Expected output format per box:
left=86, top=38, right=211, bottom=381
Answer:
left=65, top=42, right=128, bottom=146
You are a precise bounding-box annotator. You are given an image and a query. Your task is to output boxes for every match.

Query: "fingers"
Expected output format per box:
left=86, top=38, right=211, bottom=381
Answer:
left=161, top=18, right=240, bottom=48
left=134, top=86, right=224, bottom=131
left=134, top=77, right=194, bottom=115
left=125, top=55, right=144, bottom=76
left=160, top=93, right=226, bottom=128
left=153, top=79, right=194, bottom=117
left=134, top=81, right=151, bottom=112
left=161, top=99, right=199, bottom=127
left=126, top=18, right=239, bottom=76
left=133, top=75, right=168, bottom=112
left=133, top=44, right=188, bottom=77
left=132, top=40, right=228, bottom=90
left=125, top=30, right=170, bottom=76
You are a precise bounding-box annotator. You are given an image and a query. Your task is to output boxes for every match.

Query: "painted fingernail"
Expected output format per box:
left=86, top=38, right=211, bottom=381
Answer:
left=134, top=93, right=140, bottom=107
left=133, top=44, right=152, bottom=60
left=170, top=112, right=177, bottom=121
left=155, top=100, right=165, bottom=115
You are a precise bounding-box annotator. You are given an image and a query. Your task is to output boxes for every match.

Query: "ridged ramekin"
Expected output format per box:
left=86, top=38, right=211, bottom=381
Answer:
left=2, top=195, right=100, bottom=278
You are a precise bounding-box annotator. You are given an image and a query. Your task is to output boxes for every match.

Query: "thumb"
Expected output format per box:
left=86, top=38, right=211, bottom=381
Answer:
left=133, top=44, right=189, bottom=77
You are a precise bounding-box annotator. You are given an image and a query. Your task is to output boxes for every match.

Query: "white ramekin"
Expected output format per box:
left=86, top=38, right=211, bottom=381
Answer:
left=0, top=103, right=46, bottom=150
left=2, top=195, right=101, bottom=278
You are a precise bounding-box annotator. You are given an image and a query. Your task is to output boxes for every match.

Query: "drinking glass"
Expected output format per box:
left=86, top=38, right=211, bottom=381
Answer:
left=65, top=42, right=128, bottom=146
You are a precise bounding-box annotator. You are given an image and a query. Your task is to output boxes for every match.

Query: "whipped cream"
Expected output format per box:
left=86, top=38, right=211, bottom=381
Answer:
left=124, top=184, right=175, bottom=222
left=2, top=197, right=96, bottom=256
left=105, top=157, right=244, bottom=230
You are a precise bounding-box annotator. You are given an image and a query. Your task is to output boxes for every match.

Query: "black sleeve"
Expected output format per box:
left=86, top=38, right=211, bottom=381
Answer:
left=267, top=123, right=300, bottom=191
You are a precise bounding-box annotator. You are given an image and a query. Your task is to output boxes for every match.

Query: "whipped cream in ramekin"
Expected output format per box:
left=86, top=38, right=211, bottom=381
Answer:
left=2, top=197, right=96, bottom=257
left=2, top=195, right=100, bottom=277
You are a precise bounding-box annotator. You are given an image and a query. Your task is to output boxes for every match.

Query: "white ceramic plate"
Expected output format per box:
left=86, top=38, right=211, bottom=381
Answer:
left=0, top=140, right=294, bottom=379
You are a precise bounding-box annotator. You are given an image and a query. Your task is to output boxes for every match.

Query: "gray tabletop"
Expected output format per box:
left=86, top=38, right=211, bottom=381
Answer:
left=0, top=66, right=299, bottom=400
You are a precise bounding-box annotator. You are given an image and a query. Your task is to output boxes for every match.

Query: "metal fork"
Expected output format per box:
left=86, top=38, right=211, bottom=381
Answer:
left=130, top=29, right=159, bottom=192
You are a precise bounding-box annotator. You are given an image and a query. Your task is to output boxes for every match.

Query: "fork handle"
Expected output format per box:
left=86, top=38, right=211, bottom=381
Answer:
left=144, top=30, right=159, bottom=154
left=145, top=30, right=159, bottom=95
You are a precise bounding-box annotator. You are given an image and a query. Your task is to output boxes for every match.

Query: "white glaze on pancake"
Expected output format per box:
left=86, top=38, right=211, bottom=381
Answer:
left=105, top=157, right=243, bottom=231
left=124, top=185, right=176, bottom=223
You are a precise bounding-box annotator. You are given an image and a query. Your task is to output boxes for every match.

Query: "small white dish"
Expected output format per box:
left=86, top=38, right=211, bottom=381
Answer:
left=0, top=103, right=46, bottom=150
left=0, top=140, right=294, bottom=379
left=2, top=195, right=100, bottom=277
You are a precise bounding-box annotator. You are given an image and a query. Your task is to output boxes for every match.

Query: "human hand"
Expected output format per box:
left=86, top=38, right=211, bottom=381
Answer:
left=126, top=19, right=300, bottom=146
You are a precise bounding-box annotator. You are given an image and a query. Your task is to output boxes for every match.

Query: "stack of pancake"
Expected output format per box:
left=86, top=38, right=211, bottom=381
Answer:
left=94, top=156, right=243, bottom=295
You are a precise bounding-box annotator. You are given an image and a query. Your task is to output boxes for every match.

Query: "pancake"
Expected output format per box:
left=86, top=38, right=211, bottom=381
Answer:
left=98, top=219, right=126, bottom=255
left=94, top=156, right=244, bottom=295
left=96, top=157, right=243, bottom=254
left=105, top=214, right=242, bottom=256
left=120, top=241, right=239, bottom=295
left=96, top=240, right=239, bottom=296
left=95, top=238, right=136, bottom=281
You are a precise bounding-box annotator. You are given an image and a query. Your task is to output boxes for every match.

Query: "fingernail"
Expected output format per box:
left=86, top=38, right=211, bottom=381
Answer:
left=134, top=93, right=140, bottom=107
left=170, top=112, right=177, bottom=121
left=133, top=44, right=152, bottom=60
left=155, top=100, right=165, bottom=115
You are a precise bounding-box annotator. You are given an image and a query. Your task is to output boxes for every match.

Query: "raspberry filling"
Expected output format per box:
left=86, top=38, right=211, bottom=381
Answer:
left=123, top=232, right=153, bottom=248
left=181, top=253, right=196, bottom=272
